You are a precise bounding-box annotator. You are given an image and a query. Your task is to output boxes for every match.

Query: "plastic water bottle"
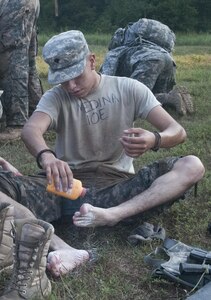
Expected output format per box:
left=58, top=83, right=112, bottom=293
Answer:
left=46, top=178, right=86, bottom=200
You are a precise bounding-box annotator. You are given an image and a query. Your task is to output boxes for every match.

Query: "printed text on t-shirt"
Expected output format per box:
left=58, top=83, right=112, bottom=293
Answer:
left=79, top=94, right=120, bottom=125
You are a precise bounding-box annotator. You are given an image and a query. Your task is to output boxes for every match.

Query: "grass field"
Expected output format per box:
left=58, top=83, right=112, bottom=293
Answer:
left=0, top=33, right=211, bottom=299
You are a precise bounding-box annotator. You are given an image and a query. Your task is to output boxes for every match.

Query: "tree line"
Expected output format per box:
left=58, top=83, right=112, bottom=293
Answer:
left=39, top=0, right=211, bottom=33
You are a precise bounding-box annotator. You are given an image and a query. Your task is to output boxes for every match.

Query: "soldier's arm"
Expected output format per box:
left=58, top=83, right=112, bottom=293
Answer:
left=21, top=112, right=73, bottom=192
left=21, top=111, right=51, bottom=157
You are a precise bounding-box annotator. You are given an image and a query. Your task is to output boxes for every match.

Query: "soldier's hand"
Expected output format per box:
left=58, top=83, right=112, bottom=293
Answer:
left=41, top=152, right=73, bottom=192
left=0, top=157, right=22, bottom=176
left=119, top=128, right=155, bottom=157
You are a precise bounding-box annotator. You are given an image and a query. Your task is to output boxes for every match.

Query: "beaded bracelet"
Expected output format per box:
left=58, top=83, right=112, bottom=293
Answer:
left=36, top=149, right=57, bottom=169
left=151, top=131, right=161, bottom=152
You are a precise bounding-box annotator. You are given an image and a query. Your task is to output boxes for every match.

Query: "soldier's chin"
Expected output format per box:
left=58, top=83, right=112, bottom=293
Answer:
left=72, top=90, right=86, bottom=98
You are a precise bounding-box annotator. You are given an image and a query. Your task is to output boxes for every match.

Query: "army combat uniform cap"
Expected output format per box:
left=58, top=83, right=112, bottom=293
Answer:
left=42, top=30, right=89, bottom=85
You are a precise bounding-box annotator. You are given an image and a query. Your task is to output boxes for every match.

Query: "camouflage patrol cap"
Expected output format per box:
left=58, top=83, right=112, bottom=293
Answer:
left=42, top=30, right=89, bottom=84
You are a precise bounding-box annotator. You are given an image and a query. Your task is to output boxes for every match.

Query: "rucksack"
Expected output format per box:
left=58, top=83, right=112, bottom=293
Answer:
left=108, top=18, right=176, bottom=53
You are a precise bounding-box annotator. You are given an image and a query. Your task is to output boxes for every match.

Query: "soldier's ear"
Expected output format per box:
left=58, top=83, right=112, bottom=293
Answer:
left=89, top=54, right=96, bottom=70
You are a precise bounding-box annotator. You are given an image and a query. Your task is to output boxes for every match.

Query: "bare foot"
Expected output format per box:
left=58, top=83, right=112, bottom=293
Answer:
left=47, top=249, right=89, bottom=277
left=72, top=203, right=117, bottom=227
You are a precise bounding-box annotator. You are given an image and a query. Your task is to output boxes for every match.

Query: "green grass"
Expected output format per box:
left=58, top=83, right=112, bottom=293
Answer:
left=175, top=33, right=211, bottom=46
left=38, top=32, right=112, bottom=48
left=0, top=34, right=211, bottom=299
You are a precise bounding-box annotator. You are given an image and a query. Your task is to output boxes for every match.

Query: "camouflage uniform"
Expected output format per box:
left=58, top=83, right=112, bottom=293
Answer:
left=114, top=42, right=176, bottom=94
left=100, top=18, right=176, bottom=94
left=100, top=19, right=194, bottom=115
left=0, top=157, right=188, bottom=223
left=0, top=0, right=42, bottom=127
left=0, top=91, right=3, bottom=120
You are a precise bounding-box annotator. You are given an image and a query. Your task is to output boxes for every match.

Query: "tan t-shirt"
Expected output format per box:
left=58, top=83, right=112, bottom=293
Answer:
left=36, top=74, right=160, bottom=174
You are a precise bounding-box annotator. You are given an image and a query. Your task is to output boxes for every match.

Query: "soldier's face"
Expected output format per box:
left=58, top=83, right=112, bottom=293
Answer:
left=61, top=54, right=97, bottom=98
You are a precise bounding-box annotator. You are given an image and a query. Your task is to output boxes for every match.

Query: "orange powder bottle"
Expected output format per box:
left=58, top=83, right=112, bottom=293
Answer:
left=46, top=178, right=86, bottom=200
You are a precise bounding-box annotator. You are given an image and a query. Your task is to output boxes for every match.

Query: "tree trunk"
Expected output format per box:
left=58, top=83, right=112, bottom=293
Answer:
left=54, top=0, right=59, bottom=17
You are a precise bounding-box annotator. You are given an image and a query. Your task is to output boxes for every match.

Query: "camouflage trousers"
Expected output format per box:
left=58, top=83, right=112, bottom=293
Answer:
left=0, top=0, right=42, bottom=127
left=122, top=46, right=176, bottom=94
left=0, top=157, right=187, bottom=223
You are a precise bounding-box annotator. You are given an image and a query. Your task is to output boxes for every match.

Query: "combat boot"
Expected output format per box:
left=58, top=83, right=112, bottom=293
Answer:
left=0, top=218, right=54, bottom=299
left=0, top=203, right=14, bottom=273
left=176, top=85, right=195, bottom=114
left=156, top=86, right=186, bottom=115
left=0, top=127, right=22, bottom=142
left=156, top=85, right=194, bottom=116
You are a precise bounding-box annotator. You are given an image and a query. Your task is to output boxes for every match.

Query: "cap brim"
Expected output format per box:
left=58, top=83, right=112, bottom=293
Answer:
left=48, top=57, right=87, bottom=85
